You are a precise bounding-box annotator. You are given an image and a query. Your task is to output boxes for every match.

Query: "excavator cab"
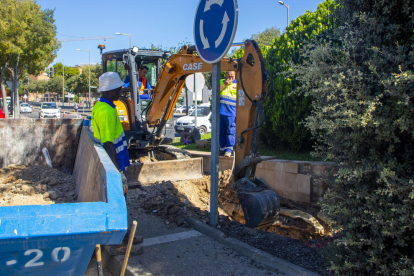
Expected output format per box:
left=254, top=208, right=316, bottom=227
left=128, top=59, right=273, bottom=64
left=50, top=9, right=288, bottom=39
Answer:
left=101, top=48, right=175, bottom=148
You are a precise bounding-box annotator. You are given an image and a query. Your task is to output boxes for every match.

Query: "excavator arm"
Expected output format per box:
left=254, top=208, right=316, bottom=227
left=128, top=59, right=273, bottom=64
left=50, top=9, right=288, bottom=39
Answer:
left=145, top=40, right=280, bottom=228
left=145, top=45, right=237, bottom=146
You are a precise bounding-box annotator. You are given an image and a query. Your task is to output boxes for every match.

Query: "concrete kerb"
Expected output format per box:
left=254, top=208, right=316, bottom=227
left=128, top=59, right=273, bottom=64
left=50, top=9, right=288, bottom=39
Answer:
left=101, top=245, right=154, bottom=276
left=186, top=217, right=322, bottom=276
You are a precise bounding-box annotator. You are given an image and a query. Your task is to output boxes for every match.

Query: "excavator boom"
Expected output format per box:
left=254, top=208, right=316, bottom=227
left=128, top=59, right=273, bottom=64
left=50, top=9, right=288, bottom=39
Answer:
left=102, top=40, right=280, bottom=228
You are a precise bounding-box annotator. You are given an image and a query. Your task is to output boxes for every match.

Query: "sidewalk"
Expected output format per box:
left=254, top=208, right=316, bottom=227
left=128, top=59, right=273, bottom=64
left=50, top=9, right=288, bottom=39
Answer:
left=100, top=188, right=320, bottom=276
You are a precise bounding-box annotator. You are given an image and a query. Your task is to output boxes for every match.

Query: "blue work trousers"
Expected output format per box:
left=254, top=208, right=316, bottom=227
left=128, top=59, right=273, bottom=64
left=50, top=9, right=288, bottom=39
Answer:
left=219, top=115, right=236, bottom=153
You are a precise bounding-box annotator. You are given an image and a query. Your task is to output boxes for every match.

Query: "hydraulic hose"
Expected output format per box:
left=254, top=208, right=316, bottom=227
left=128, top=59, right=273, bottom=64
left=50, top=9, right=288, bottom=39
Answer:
left=238, top=63, right=266, bottom=138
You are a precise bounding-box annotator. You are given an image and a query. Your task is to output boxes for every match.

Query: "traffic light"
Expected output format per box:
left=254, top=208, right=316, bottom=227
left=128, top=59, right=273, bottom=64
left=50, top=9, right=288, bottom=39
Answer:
left=49, top=67, right=54, bottom=78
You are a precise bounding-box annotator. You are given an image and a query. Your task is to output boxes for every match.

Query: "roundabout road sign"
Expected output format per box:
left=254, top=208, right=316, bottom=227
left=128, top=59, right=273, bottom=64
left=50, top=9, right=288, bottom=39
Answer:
left=194, top=0, right=238, bottom=64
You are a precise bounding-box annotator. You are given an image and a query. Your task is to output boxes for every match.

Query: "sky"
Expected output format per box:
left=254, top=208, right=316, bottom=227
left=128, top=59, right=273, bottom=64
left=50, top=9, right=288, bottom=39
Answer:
left=35, top=0, right=326, bottom=67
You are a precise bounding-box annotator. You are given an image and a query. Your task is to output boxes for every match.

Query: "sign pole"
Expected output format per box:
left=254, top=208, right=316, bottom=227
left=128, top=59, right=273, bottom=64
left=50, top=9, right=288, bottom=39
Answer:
left=194, top=0, right=238, bottom=227
left=194, top=73, right=197, bottom=129
left=210, top=62, right=221, bottom=226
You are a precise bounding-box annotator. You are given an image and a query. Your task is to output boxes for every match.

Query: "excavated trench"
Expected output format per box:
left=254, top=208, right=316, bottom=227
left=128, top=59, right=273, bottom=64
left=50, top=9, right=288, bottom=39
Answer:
left=126, top=169, right=334, bottom=275
left=128, top=169, right=333, bottom=242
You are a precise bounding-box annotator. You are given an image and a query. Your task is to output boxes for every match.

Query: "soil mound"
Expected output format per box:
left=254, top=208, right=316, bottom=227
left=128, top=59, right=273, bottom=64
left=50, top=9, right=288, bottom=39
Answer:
left=0, top=164, right=77, bottom=206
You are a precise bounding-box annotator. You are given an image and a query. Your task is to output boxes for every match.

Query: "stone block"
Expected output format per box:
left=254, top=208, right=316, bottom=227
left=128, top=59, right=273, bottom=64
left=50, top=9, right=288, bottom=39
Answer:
left=255, top=168, right=266, bottom=180
left=283, top=172, right=298, bottom=201
left=275, top=162, right=285, bottom=172
left=298, top=163, right=312, bottom=174
left=311, top=165, right=326, bottom=176
left=264, top=160, right=277, bottom=171
left=273, top=171, right=286, bottom=198
left=296, top=174, right=311, bottom=203
left=256, top=161, right=265, bottom=170
left=284, top=162, right=299, bottom=174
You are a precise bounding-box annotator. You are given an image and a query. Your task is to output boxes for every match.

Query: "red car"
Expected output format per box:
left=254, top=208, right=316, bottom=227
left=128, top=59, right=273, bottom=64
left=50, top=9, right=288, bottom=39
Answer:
left=0, top=108, right=5, bottom=118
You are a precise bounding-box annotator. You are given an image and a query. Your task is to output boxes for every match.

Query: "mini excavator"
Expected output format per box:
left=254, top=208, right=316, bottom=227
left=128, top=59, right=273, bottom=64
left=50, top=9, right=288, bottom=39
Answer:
left=101, top=40, right=280, bottom=228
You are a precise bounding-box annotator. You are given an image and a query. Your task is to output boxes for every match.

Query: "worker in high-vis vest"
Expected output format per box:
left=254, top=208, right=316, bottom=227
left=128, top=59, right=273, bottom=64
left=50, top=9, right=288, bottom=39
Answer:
left=123, top=65, right=151, bottom=94
left=219, top=71, right=237, bottom=157
left=92, top=72, right=144, bottom=256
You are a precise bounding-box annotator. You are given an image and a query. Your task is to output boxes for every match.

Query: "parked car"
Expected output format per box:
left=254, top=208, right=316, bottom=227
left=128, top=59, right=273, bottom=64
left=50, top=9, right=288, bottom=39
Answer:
left=20, top=103, right=32, bottom=113
left=175, top=104, right=211, bottom=135
left=188, top=105, right=195, bottom=113
left=175, top=105, right=188, bottom=113
left=39, top=102, right=61, bottom=119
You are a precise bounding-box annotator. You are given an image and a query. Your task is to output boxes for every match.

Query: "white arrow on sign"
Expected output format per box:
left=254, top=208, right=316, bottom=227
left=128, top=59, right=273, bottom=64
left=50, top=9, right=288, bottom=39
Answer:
left=215, top=11, right=229, bottom=48
left=204, top=0, right=224, bottom=12
left=200, top=20, right=210, bottom=49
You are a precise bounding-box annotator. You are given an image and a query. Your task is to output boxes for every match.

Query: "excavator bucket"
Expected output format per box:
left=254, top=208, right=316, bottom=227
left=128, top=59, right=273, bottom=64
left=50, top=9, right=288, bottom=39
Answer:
left=235, top=178, right=280, bottom=228
left=125, top=157, right=203, bottom=184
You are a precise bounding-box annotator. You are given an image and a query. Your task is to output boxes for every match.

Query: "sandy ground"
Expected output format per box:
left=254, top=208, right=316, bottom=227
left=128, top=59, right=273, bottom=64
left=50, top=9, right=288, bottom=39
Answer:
left=0, top=164, right=77, bottom=206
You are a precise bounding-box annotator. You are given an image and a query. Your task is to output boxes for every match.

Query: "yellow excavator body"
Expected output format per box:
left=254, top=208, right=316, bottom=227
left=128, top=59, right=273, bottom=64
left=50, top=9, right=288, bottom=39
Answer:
left=101, top=41, right=280, bottom=228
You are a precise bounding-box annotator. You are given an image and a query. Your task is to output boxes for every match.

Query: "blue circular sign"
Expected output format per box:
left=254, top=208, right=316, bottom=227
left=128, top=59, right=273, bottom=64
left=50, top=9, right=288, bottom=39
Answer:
left=194, top=0, right=238, bottom=64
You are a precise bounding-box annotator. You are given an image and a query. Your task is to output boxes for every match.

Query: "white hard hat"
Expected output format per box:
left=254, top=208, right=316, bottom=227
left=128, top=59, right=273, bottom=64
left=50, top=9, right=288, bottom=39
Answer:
left=97, top=72, right=124, bottom=92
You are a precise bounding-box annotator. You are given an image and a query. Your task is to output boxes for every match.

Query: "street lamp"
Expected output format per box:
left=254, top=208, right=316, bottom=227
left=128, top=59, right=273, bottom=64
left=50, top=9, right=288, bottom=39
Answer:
left=278, top=1, right=289, bottom=28
left=54, top=59, right=65, bottom=106
left=76, top=49, right=90, bottom=111
left=115, top=32, right=132, bottom=48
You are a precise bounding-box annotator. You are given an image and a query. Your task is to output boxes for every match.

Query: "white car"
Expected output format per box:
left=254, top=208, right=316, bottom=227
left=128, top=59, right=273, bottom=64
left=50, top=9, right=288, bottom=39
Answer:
left=39, top=102, right=61, bottom=119
left=175, top=104, right=211, bottom=135
left=174, top=105, right=187, bottom=113
left=188, top=105, right=196, bottom=113
left=20, top=103, right=32, bottom=113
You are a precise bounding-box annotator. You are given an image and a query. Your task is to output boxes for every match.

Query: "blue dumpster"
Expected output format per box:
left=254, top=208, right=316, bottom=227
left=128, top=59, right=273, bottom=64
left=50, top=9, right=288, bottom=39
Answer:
left=0, top=122, right=127, bottom=276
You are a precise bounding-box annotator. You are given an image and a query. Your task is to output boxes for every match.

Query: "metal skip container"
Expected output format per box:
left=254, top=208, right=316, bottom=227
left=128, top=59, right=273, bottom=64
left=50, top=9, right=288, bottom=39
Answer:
left=0, top=119, right=127, bottom=275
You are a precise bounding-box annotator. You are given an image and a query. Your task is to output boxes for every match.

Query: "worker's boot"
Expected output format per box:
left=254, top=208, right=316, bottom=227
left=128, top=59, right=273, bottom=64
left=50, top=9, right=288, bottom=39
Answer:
left=224, top=151, right=232, bottom=157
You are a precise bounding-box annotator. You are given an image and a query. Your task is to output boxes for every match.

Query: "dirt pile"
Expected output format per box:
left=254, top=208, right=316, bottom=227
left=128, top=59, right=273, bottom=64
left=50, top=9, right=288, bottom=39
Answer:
left=126, top=171, right=232, bottom=227
left=0, top=164, right=77, bottom=206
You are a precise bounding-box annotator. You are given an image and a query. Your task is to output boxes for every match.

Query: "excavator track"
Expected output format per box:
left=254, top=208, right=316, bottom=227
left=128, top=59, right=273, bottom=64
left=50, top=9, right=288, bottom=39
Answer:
left=152, top=145, right=192, bottom=160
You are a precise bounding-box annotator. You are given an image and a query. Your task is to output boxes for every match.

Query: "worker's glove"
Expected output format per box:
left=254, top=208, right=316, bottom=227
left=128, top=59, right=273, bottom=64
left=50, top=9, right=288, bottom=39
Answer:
left=120, top=171, right=128, bottom=194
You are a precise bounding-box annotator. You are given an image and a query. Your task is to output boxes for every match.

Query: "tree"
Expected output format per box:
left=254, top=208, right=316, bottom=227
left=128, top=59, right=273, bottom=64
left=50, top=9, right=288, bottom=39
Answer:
left=294, top=0, right=414, bottom=274
left=27, top=80, right=48, bottom=94
left=52, top=62, right=80, bottom=79
left=229, top=27, right=279, bottom=58
left=251, top=26, right=280, bottom=47
left=1, top=0, right=59, bottom=118
left=46, top=76, right=65, bottom=95
left=261, top=0, right=337, bottom=151
left=72, top=64, right=102, bottom=95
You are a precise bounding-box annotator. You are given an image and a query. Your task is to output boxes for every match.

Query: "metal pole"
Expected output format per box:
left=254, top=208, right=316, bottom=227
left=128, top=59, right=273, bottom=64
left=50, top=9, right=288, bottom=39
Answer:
left=14, top=62, right=18, bottom=118
left=287, top=5, right=289, bottom=27
left=210, top=62, right=220, bottom=226
left=194, top=73, right=197, bottom=129
left=62, top=61, right=64, bottom=106
left=88, top=51, right=91, bottom=109
left=129, top=35, right=131, bottom=49
left=186, top=87, right=189, bottom=115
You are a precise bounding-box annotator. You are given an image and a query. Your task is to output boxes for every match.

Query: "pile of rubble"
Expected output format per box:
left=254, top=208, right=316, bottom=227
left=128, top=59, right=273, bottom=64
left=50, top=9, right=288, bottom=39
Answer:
left=0, top=164, right=77, bottom=206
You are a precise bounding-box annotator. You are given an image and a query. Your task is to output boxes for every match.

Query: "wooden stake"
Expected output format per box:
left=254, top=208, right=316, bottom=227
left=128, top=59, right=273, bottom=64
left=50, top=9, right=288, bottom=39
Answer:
left=120, top=221, right=137, bottom=276
left=95, top=244, right=104, bottom=276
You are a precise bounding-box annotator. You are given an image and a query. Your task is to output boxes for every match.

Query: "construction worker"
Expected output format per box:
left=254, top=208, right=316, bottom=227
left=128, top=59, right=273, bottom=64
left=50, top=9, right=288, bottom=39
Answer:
left=91, top=72, right=143, bottom=255
left=123, top=65, right=151, bottom=94
left=219, top=71, right=237, bottom=157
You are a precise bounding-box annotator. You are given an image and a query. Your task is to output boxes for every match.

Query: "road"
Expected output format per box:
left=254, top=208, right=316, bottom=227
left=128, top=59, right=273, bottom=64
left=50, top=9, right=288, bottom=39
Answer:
left=19, top=102, right=85, bottom=119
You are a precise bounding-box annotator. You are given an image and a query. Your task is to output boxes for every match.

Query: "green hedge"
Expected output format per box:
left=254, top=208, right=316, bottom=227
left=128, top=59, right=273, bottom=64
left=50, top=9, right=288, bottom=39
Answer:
left=294, top=0, right=414, bottom=274
left=262, top=0, right=337, bottom=151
